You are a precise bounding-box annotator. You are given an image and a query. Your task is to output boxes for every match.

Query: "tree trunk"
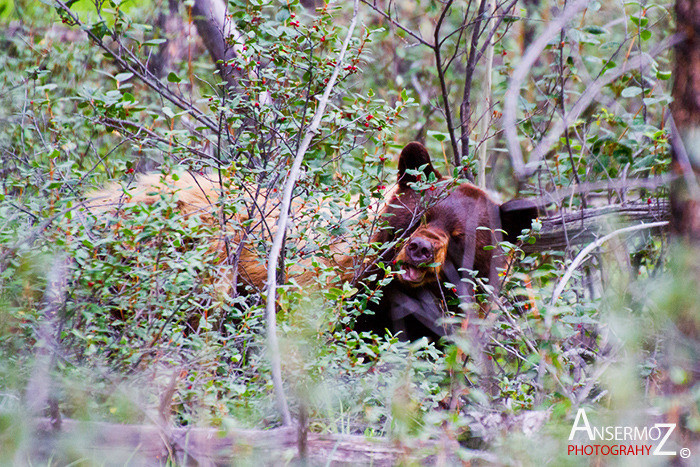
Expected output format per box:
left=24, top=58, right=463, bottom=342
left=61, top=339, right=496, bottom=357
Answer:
left=669, top=0, right=700, bottom=238
left=190, top=0, right=241, bottom=90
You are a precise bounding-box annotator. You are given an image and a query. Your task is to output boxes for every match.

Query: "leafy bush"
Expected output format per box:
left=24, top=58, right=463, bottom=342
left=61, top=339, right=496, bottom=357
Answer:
left=1, top=0, right=696, bottom=464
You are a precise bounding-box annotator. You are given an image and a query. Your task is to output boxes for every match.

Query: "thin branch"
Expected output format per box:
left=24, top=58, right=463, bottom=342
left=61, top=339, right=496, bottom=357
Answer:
left=264, top=0, right=360, bottom=427
left=53, top=0, right=217, bottom=132
left=99, top=117, right=217, bottom=162
left=433, top=0, right=461, bottom=167
left=459, top=0, right=488, bottom=170
left=476, top=0, right=495, bottom=188
left=502, top=0, right=590, bottom=179
left=550, top=221, right=669, bottom=305
left=359, top=0, right=434, bottom=47
left=522, top=38, right=677, bottom=179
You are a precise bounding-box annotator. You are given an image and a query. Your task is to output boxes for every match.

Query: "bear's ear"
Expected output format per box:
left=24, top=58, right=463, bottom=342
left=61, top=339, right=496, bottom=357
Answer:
left=499, top=199, right=539, bottom=244
left=397, top=142, right=441, bottom=188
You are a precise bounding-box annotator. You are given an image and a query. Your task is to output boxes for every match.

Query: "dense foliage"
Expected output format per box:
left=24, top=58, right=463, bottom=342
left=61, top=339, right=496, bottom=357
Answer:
left=1, top=0, right=697, bottom=464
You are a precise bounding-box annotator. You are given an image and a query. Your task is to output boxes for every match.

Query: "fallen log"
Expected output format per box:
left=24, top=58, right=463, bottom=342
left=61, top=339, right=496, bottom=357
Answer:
left=523, top=199, right=670, bottom=253
left=34, top=418, right=468, bottom=465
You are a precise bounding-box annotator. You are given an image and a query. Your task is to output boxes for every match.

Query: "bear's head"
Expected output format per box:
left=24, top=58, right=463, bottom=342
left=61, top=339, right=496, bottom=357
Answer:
left=359, top=142, right=538, bottom=341
left=374, top=142, right=527, bottom=293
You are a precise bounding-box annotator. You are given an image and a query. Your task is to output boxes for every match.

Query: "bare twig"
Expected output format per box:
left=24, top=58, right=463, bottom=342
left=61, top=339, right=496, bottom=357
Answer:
left=476, top=0, right=495, bottom=188
left=359, top=0, right=433, bottom=47
left=550, top=221, right=669, bottom=305
left=458, top=0, right=488, bottom=171
left=264, top=0, right=360, bottom=426
left=433, top=1, right=462, bottom=168
left=502, top=0, right=590, bottom=179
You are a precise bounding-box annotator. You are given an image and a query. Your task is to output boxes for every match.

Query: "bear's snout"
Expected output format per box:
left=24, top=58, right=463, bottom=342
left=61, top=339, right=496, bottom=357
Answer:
left=406, top=237, right=434, bottom=265
left=394, top=226, right=450, bottom=286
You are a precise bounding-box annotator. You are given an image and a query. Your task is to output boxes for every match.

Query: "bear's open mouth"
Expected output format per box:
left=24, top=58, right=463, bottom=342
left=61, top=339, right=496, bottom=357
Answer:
left=399, top=263, right=425, bottom=284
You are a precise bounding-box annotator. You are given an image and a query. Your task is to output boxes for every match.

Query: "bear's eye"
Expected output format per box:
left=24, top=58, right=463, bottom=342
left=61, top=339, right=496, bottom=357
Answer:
left=451, top=229, right=465, bottom=239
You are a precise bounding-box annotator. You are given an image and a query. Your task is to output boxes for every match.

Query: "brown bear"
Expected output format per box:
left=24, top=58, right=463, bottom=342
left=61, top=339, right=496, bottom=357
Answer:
left=86, top=172, right=359, bottom=298
left=87, top=142, right=536, bottom=342
left=354, top=142, right=538, bottom=342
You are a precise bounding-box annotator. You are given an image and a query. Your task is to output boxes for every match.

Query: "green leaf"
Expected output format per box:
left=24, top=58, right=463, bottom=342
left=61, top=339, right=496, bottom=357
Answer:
left=640, top=29, right=652, bottom=41
left=324, top=287, right=343, bottom=300
left=90, top=21, right=110, bottom=40
left=643, top=96, right=670, bottom=106
left=275, top=9, right=291, bottom=22
left=35, top=84, right=58, bottom=92
left=167, top=72, right=182, bottom=83
left=630, top=15, right=648, bottom=28
left=656, top=70, right=672, bottom=80
left=621, top=86, right=642, bottom=98
left=427, top=130, right=448, bottom=142
left=115, top=72, right=133, bottom=82
left=583, top=26, right=606, bottom=35
left=143, top=38, right=167, bottom=47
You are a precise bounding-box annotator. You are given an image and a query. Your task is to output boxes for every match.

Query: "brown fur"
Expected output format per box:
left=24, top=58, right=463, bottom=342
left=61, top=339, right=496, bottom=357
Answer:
left=87, top=172, right=353, bottom=295
left=356, top=142, right=538, bottom=341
